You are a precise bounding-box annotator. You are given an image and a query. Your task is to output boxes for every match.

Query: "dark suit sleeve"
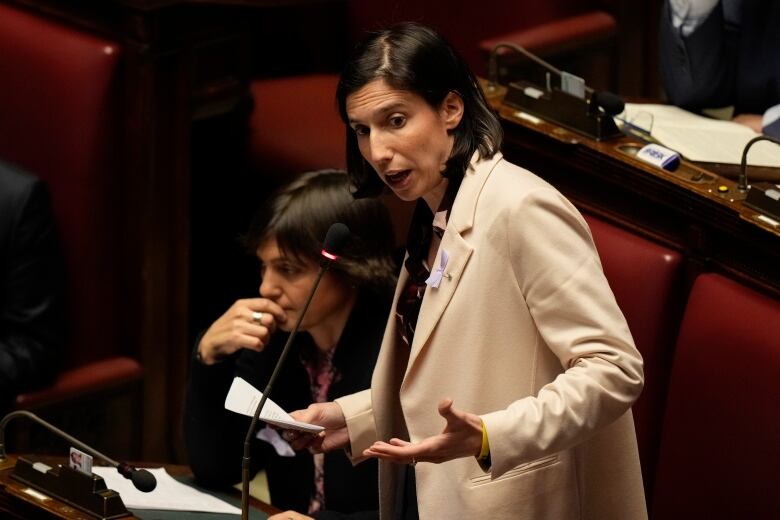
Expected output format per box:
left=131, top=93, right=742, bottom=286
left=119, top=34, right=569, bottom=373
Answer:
left=0, top=178, right=64, bottom=404
left=763, top=116, right=780, bottom=138
left=183, top=342, right=263, bottom=489
left=659, top=1, right=737, bottom=110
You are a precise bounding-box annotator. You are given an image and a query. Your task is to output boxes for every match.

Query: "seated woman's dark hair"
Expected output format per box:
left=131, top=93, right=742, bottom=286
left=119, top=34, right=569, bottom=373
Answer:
left=245, top=169, right=397, bottom=297
left=336, top=22, right=503, bottom=198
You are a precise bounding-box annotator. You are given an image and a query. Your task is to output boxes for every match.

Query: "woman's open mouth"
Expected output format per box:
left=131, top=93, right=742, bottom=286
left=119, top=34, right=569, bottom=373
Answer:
left=385, top=169, right=411, bottom=188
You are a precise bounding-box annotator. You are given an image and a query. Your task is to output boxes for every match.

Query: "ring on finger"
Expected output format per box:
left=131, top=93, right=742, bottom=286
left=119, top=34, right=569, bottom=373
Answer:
left=251, top=311, right=264, bottom=324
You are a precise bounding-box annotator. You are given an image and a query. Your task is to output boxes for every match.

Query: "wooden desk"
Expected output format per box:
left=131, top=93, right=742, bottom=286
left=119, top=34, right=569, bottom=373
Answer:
left=486, top=86, right=780, bottom=298
left=0, top=455, right=279, bottom=519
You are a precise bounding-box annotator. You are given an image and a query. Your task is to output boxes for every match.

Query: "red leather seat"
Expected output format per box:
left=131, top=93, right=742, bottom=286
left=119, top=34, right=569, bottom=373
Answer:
left=479, top=11, right=618, bottom=92
left=0, top=3, right=142, bottom=457
left=651, top=274, right=780, bottom=519
left=584, top=214, right=684, bottom=503
left=247, top=74, right=345, bottom=179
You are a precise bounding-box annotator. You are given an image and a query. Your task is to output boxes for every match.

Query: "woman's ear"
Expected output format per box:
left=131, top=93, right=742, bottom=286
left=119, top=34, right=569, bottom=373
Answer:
left=441, top=91, right=464, bottom=131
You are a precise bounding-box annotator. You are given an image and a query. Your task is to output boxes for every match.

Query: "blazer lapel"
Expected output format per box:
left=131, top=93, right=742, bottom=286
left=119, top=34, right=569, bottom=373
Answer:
left=405, top=152, right=503, bottom=374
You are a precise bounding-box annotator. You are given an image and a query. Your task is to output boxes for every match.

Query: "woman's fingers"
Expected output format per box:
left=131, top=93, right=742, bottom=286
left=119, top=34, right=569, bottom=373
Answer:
left=245, top=297, right=287, bottom=325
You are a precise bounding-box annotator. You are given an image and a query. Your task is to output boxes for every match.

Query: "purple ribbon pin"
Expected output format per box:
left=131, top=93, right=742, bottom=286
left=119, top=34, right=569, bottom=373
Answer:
left=425, top=249, right=449, bottom=288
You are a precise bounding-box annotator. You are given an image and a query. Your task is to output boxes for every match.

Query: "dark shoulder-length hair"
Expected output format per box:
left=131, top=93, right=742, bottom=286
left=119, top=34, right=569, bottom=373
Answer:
left=336, top=22, right=503, bottom=198
left=245, top=169, right=397, bottom=297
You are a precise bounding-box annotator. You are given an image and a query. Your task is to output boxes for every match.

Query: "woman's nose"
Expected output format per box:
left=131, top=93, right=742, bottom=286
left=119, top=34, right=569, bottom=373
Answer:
left=259, top=274, right=280, bottom=299
left=368, top=131, right=393, bottom=166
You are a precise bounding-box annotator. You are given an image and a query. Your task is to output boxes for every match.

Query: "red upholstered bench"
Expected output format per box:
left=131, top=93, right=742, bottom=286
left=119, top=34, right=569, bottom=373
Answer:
left=0, top=3, right=142, bottom=458
left=651, top=273, right=780, bottom=519
left=584, top=214, right=684, bottom=504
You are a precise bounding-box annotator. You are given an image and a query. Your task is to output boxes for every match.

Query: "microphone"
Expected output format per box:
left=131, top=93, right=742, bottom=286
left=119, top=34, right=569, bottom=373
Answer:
left=739, top=135, right=780, bottom=222
left=738, top=135, right=780, bottom=191
left=487, top=41, right=624, bottom=114
left=486, top=41, right=624, bottom=140
left=590, top=91, right=625, bottom=117
left=240, top=222, right=351, bottom=520
left=0, top=410, right=156, bottom=492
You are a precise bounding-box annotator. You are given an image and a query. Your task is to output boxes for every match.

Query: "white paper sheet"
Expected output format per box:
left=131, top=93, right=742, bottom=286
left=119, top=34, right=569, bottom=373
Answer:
left=224, top=376, right=324, bottom=433
left=92, top=467, right=241, bottom=514
left=619, top=103, right=780, bottom=167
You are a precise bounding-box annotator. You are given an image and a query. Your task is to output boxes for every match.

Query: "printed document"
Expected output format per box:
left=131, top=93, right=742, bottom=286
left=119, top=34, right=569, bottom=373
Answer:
left=93, top=467, right=240, bottom=514
left=225, top=377, right=324, bottom=433
left=619, top=103, right=780, bottom=167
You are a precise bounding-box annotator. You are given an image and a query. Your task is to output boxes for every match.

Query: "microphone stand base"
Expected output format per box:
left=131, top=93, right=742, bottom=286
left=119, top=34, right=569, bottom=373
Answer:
left=504, top=80, right=622, bottom=141
left=744, top=182, right=780, bottom=221
left=3, top=456, right=130, bottom=519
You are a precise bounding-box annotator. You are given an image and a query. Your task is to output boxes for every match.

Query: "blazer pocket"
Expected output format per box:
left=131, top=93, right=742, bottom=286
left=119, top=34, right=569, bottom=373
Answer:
left=468, top=454, right=559, bottom=487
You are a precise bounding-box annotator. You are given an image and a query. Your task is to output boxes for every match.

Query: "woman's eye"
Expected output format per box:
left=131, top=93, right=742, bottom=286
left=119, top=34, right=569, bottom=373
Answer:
left=353, top=125, right=369, bottom=136
left=389, top=115, right=406, bottom=128
left=280, top=263, right=304, bottom=277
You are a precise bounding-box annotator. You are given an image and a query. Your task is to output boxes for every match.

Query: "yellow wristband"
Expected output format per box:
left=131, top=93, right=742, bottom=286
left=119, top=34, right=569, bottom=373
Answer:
left=477, top=421, right=490, bottom=461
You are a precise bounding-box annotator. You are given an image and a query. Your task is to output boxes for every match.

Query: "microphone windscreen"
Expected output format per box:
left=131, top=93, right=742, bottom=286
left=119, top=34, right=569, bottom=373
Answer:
left=593, top=91, right=625, bottom=116
left=322, top=223, right=351, bottom=257
left=131, top=468, right=157, bottom=492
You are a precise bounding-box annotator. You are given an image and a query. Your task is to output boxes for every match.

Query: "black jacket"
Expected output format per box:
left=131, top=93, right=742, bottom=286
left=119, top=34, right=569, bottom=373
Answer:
left=659, top=0, right=780, bottom=136
left=184, top=289, right=389, bottom=514
left=0, top=160, right=64, bottom=408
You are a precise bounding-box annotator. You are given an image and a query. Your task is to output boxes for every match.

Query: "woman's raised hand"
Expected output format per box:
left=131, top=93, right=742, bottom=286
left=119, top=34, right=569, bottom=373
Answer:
left=363, top=398, right=483, bottom=466
left=196, top=298, right=286, bottom=364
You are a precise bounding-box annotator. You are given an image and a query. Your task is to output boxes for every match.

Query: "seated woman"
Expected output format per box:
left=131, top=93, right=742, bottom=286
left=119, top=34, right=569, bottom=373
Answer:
left=184, top=169, right=397, bottom=516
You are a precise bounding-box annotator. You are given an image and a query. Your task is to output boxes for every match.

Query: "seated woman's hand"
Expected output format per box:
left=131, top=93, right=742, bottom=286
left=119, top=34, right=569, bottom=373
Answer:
left=197, top=297, right=287, bottom=364
left=732, top=113, right=763, bottom=133
left=282, top=402, right=349, bottom=453
left=268, top=511, right=313, bottom=520
left=363, top=398, right=483, bottom=465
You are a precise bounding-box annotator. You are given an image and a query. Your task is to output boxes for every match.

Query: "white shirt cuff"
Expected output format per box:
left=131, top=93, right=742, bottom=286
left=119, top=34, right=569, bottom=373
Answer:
left=669, top=0, right=720, bottom=36
left=762, top=104, right=780, bottom=130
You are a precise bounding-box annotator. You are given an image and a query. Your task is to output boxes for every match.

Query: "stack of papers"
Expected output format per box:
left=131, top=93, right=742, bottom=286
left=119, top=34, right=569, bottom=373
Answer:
left=92, top=467, right=240, bottom=514
left=619, top=103, right=780, bottom=167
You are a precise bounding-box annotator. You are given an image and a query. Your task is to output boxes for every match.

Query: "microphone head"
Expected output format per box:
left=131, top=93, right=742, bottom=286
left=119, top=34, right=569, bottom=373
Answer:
left=591, top=91, right=625, bottom=116
left=131, top=468, right=157, bottom=492
left=321, top=223, right=351, bottom=261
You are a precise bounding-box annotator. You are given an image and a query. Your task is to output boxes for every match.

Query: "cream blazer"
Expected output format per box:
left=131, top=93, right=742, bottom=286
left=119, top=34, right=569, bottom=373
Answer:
left=337, top=153, right=647, bottom=519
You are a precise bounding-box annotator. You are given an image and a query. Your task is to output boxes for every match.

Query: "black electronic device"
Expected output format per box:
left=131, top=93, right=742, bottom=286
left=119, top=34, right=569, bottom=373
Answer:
left=738, top=135, right=780, bottom=221
left=486, top=42, right=624, bottom=141
left=0, top=409, right=157, bottom=519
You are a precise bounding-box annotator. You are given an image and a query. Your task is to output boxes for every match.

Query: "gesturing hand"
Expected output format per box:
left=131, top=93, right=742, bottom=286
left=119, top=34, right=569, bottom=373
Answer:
left=362, top=398, right=483, bottom=465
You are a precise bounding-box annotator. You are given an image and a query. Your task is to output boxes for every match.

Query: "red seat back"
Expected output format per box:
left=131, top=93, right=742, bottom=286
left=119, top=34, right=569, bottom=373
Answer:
left=0, top=4, right=123, bottom=366
left=248, top=74, right=345, bottom=178
left=652, top=273, right=780, bottom=519
left=584, top=214, right=684, bottom=500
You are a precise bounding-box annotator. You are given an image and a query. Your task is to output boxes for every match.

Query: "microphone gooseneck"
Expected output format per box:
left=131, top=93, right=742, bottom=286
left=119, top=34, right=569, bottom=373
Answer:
left=738, top=135, right=780, bottom=191
left=240, top=223, right=351, bottom=520
left=0, top=410, right=157, bottom=492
